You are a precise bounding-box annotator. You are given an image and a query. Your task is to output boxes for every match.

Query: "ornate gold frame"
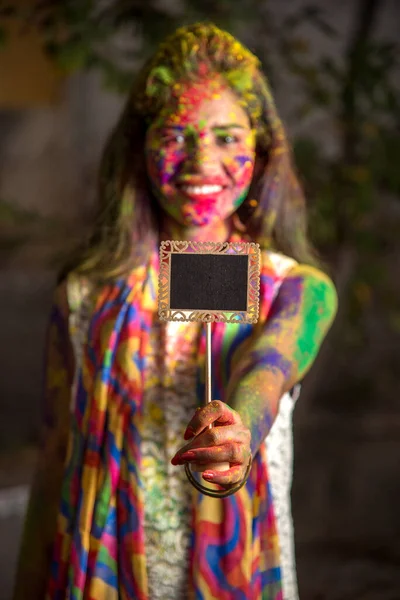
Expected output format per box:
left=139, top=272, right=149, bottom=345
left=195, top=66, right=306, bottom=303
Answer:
left=158, top=240, right=260, bottom=324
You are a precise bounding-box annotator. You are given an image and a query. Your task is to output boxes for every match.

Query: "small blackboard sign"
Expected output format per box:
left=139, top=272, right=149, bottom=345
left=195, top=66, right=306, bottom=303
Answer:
left=158, top=241, right=260, bottom=324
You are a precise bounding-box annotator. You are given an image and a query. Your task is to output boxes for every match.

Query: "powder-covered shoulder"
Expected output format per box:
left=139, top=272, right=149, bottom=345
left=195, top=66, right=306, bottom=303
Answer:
left=283, top=262, right=338, bottom=322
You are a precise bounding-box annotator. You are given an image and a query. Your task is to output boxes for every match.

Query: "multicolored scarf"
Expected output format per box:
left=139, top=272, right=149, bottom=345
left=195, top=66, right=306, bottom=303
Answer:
left=46, top=248, right=291, bottom=599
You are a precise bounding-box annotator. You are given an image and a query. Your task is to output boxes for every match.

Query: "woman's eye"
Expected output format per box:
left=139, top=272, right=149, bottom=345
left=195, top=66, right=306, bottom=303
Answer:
left=217, top=134, right=237, bottom=145
left=163, top=133, right=185, bottom=145
left=174, top=134, right=185, bottom=144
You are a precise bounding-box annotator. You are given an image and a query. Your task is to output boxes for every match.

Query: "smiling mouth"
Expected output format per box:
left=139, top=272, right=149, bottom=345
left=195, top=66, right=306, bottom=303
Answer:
left=177, top=184, right=226, bottom=197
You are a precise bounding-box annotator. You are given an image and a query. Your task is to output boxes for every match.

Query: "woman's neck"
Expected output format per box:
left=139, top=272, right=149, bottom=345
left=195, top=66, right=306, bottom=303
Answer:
left=160, top=217, right=232, bottom=243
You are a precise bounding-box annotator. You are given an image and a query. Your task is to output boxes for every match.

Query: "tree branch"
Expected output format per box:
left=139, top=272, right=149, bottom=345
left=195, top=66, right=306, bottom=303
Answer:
left=342, top=0, right=382, bottom=161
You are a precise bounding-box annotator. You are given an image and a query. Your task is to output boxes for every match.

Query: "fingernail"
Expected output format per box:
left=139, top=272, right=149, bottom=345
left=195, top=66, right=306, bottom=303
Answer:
left=180, top=451, right=196, bottom=461
left=171, top=451, right=195, bottom=465
left=202, top=471, right=214, bottom=480
left=184, top=427, right=195, bottom=440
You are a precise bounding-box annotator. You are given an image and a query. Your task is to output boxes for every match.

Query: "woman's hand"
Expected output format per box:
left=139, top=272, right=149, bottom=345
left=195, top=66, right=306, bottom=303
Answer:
left=171, top=400, right=251, bottom=488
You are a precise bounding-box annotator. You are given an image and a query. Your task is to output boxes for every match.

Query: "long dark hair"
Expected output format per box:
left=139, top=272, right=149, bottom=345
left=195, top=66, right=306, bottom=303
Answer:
left=63, top=23, right=318, bottom=281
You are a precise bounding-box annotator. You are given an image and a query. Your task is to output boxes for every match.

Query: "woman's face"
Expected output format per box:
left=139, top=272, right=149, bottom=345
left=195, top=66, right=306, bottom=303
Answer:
left=145, top=77, right=256, bottom=228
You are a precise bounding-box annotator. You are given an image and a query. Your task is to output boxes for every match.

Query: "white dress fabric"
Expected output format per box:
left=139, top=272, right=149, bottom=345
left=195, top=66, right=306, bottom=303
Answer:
left=266, top=388, right=300, bottom=600
left=141, top=320, right=199, bottom=599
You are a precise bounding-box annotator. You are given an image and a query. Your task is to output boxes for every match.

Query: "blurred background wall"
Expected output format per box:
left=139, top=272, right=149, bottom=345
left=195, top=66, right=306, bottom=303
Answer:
left=0, top=0, right=399, bottom=598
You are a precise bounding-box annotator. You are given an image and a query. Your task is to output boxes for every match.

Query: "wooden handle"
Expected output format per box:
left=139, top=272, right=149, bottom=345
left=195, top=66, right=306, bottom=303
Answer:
left=190, top=323, right=230, bottom=473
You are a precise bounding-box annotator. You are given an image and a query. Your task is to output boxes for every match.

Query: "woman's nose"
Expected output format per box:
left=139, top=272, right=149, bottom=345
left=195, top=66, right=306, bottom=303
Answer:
left=187, top=136, right=218, bottom=173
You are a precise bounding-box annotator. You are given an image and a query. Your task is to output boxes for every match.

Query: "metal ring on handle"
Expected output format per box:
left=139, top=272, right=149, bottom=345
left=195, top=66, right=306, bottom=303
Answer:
left=184, top=457, right=252, bottom=498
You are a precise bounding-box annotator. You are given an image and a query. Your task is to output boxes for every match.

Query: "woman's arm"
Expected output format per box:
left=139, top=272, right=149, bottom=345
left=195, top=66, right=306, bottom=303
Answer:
left=172, top=264, right=337, bottom=485
left=229, top=264, right=337, bottom=455
left=13, top=282, right=74, bottom=600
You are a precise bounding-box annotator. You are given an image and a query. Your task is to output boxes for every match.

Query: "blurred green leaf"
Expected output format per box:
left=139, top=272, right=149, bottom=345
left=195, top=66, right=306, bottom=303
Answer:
left=0, top=200, right=41, bottom=225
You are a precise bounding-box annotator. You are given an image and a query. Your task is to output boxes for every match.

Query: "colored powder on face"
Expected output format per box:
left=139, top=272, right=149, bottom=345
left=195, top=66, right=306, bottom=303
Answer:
left=235, top=155, right=253, bottom=167
left=144, top=76, right=256, bottom=230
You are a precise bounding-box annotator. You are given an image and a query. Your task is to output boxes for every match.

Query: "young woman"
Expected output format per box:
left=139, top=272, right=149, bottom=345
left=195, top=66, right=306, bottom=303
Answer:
left=14, top=23, right=337, bottom=600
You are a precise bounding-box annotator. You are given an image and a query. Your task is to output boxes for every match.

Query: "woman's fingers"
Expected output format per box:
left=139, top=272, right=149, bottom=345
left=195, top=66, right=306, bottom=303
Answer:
left=202, top=464, right=247, bottom=486
left=184, top=400, right=241, bottom=440
left=172, top=424, right=250, bottom=464
left=171, top=440, right=248, bottom=466
left=171, top=401, right=252, bottom=480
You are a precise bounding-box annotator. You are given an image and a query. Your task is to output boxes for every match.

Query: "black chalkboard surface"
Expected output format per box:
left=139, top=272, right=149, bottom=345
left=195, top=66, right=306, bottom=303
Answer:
left=158, top=241, right=260, bottom=324
left=170, top=253, right=248, bottom=312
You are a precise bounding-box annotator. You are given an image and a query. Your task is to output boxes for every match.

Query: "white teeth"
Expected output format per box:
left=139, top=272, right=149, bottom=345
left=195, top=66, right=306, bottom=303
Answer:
left=180, top=185, right=223, bottom=195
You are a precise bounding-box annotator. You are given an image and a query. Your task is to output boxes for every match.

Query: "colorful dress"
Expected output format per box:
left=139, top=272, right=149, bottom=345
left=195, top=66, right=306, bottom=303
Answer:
left=26, top=247, right=303, bottom=599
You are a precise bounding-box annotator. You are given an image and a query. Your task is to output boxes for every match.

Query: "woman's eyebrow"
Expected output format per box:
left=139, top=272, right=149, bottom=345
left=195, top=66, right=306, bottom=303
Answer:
left=161, top=124, right=185, bottom=131
left=159, top=123, right=245, bottom=133
left=212, top=124, right=245, bottom=131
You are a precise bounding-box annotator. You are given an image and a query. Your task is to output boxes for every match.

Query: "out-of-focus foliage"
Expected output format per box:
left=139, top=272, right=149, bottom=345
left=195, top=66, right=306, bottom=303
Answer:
left=0, top=0, right=278, bottom=92
left=0, top=2, right=363, bottom=92
left=282, top=2, right=400, bottom=405
left=1, top=0, right=399, bottom=404
left=0, top=0, right=15, bottom=49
